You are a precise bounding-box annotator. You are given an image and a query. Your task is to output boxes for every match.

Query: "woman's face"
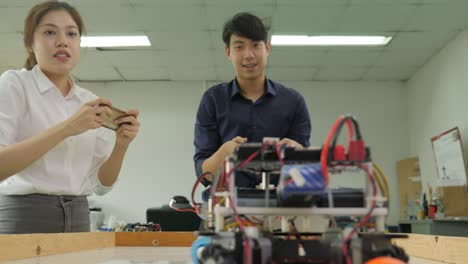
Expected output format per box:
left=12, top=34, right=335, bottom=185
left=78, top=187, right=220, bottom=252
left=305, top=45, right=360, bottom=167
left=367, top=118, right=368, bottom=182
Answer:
left=32, top=10, right=81, bottom=76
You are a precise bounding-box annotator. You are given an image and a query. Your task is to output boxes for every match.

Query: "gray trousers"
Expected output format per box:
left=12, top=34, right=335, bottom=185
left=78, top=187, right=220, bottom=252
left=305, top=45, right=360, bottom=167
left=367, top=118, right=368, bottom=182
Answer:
left=0, top=194, right=90, bottom=234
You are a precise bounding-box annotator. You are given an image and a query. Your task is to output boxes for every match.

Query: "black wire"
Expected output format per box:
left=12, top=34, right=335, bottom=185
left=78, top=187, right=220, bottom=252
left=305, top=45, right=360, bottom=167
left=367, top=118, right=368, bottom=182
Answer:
left=195, top=171, right=214, bottom=207
left=352, top=118, right=362, bottom=140
left=328, top=117, right=348, bottom=162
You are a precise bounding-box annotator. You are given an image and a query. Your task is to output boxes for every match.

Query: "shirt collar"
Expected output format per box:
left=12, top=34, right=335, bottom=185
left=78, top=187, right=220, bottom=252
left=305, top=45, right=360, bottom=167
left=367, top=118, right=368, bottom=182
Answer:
left=64, top=77, right=79, bottom=100
left=32, top=65, right=78, bottom=99
left=230, top=77, right=277, bottom=98
left=32, top=65, right=55, bottom=93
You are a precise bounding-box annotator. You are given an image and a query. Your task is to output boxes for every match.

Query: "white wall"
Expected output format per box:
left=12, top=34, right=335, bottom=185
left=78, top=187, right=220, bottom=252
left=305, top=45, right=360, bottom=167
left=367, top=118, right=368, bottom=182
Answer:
left=407, top=29, right=468, bottom=193
left=84, top=81, right=205, bottom=224
left=286, top=81, right=408, bottom=226
left=82, top=79, right=407, bottom=226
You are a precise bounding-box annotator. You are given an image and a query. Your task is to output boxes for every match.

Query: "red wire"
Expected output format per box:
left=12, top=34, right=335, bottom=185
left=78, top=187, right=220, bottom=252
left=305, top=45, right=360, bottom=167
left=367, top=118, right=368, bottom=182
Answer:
left=249, top=216, right=263, bottom=224
left=170, top=204, right=196, bottom=213
left=223, top=152, right=258, bottom=264
left=191, top=171, right=212, bottom=215
left=321, top=116, right=344, bottom=185
left=225, top=150, right=261, bottom=185
left=192, top=142, right=273, bottom=263
left=222, top=142, right=269, bottom=264
left=175, top=172, right=214, bottom=213
left=226, top=195, right=252, bottom=263
left=345, top=119, right=354, bottom=148
left=209, top=160, right=227, bottom=214
left=321, top=117, right=356, bottom=186
left=341, top=163, right=378, bottom=264
left=322, top=115, right=376, bottom=263
left=275, top=141, right=284, bottom=165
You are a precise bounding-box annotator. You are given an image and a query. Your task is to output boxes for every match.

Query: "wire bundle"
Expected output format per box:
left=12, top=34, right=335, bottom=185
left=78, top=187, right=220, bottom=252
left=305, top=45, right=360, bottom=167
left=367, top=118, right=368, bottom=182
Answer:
left=319, top=115, right=383, bottom=264
left=187, top=116, right=390, bottom=264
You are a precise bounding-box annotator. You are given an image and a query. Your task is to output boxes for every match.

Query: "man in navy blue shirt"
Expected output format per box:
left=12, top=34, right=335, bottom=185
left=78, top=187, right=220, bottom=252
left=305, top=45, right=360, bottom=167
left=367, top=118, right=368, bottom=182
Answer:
left=194, top=12, right=311, bottom=192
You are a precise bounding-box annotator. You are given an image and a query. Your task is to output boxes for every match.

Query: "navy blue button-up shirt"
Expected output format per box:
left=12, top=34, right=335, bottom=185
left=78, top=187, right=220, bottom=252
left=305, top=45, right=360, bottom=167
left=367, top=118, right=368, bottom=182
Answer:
left=194, top=78, right=311, bottom=192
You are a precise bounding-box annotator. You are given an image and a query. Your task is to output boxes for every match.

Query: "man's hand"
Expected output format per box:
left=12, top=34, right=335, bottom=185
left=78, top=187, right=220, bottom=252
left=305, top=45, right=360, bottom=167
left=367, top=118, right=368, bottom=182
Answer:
left=279, top=138, right=304, bottom=150
left=202, top=136, right=247, bottom=182
left=220, top=136, right=248, bottom=156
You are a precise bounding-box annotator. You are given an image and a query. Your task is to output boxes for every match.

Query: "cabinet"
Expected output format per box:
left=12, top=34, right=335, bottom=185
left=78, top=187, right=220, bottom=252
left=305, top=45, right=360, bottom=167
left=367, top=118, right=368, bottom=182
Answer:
left=399, top=218, right=468, bottom=237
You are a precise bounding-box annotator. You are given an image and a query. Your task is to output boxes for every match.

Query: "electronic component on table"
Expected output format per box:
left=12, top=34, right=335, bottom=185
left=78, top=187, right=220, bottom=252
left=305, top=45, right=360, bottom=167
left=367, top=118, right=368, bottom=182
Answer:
left=189, top=115, right=402, bottom=263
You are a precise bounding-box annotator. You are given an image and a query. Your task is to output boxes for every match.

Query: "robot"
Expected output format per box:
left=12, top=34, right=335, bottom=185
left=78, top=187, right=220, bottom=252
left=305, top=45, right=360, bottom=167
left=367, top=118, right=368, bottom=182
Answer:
left=190, top=115, right=409, bottom=264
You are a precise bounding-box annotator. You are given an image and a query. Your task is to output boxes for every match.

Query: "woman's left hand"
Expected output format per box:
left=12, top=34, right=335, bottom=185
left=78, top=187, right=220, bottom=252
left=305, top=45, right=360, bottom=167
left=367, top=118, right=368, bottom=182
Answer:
left=114, top=109, right=140, bottom=147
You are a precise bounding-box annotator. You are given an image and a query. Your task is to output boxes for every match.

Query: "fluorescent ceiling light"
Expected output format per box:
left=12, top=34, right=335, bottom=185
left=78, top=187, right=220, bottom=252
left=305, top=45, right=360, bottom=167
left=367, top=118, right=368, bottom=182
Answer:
left=80, top=36, right=151, bottom=47
left=271, top=35, right=392, bottom=46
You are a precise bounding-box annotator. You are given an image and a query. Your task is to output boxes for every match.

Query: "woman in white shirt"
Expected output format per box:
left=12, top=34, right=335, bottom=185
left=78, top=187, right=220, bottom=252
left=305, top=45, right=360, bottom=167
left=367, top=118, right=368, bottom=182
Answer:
left=0, top=1, right=140, bottom=233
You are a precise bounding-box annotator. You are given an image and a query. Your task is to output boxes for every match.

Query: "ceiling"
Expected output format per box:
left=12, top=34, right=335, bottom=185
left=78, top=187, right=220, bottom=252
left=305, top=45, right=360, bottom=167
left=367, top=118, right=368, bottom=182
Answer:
left=1, top=0, right=468, bottom=82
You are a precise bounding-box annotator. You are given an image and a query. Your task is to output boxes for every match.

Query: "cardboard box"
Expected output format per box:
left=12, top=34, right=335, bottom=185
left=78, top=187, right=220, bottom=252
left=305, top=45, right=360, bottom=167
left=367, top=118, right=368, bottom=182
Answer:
left=439, top=186, right=468, bottom=216
left=397, top=157, right=422, bottom=220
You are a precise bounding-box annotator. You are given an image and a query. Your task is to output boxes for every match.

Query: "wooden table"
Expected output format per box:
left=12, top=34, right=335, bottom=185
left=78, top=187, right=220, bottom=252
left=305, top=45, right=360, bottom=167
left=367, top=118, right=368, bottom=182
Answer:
left=0, top=232, right=465, bottom=263
left=2, top=247, right=191, bottom=264
left=0, top=247, right=449, bottom=264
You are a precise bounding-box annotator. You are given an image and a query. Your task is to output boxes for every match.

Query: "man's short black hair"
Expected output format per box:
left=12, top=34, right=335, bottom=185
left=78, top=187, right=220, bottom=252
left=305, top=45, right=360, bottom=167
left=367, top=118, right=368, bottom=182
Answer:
left=222, top=12, right=268, bottom=46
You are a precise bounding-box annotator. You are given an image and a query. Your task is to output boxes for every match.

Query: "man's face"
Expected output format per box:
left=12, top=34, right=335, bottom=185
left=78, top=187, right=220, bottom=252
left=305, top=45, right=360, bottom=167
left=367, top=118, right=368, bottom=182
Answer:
left=225, top=34, right=270, bottom=82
